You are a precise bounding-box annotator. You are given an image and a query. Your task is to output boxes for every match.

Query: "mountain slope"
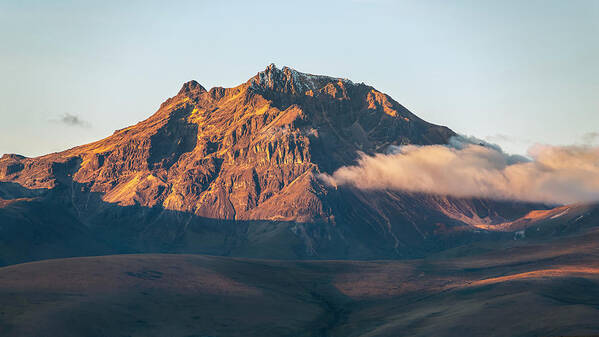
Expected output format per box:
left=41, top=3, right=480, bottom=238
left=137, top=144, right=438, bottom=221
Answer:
left=0, top=65, right=546, bottom=264
left=2, top=226, right=599, bottom=337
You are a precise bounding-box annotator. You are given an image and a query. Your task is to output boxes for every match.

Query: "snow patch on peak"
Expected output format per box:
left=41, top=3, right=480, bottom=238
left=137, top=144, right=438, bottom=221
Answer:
left=283, top=66, right=353, bottom=89
left=251, top=64, right=353, bottom=94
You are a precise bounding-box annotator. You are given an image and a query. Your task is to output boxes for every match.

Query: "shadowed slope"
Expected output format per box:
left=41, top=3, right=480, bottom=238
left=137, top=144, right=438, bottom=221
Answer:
left=1, top=228, right=599, bottom=337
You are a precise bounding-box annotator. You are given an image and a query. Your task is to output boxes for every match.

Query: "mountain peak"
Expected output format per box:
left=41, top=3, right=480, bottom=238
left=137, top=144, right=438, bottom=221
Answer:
left=178, top=80, right=206, bottom=96
left=250, top=64, right=353, bottom=95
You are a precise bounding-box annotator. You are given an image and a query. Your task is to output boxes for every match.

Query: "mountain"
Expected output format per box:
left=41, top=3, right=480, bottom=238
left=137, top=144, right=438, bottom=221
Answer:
left=0, top=64, right=549, bottom=264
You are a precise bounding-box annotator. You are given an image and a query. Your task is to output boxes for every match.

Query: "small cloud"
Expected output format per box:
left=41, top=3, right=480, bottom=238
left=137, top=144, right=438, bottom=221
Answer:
left=582, top=132, right=599, bottom=145
left=56, top=113, right=91, bottom=128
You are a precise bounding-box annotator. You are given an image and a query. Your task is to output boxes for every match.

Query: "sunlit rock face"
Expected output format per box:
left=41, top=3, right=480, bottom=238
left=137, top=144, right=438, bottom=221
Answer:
left=0, top=65, right=543, bottom=263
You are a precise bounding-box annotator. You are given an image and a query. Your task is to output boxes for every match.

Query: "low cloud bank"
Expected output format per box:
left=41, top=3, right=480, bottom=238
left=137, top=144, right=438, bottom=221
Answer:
left=319, top=136, right=599, bottom=204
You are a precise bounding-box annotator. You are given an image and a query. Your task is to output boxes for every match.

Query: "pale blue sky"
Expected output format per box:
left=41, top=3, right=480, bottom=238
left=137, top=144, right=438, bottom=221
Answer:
left=1, top=0, right=597, bottom=156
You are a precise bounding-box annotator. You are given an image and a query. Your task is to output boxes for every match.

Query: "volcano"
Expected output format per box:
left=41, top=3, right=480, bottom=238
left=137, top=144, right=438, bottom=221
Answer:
left=0, top=64, right=549, bottom=264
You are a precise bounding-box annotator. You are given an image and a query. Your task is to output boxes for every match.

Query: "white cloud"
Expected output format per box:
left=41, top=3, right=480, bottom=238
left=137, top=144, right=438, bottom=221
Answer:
left=319, top=136, right=599, bottom=205
left=57, top=113, right=90, bottom=128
